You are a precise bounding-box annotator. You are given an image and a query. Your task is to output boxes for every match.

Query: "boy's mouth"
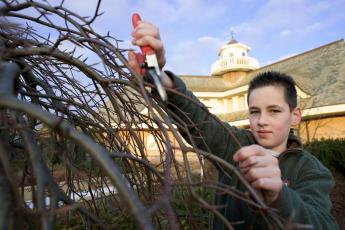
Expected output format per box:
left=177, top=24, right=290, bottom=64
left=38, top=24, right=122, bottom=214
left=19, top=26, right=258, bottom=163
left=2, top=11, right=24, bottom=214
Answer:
left=258, top=130, right=271, bottom=133
left=257, top=130, right=272, bottom=137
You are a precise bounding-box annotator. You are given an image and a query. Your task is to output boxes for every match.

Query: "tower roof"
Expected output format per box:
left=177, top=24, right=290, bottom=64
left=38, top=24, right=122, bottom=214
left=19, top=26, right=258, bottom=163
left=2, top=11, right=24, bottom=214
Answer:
left=227, top=39, right=238, bottom=45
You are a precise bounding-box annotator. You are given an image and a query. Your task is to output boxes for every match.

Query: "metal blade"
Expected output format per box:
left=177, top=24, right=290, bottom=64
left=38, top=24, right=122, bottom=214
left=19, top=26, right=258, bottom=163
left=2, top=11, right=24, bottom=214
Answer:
left=147, top=68, right=167, bottom=102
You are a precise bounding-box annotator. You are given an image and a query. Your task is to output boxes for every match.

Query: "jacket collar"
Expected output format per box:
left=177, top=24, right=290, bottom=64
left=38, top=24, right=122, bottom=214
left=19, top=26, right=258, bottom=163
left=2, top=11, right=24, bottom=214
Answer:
left=287, top=133, right=302, bottom=149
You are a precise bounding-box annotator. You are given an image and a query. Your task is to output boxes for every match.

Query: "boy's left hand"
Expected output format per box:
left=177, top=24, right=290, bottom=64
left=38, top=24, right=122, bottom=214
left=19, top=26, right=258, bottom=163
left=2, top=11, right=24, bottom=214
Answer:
left=233, top=144, right=283, bottom=204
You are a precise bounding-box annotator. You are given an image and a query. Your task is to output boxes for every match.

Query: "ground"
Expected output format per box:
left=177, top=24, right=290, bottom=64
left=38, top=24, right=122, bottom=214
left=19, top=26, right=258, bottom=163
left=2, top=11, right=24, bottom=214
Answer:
left=331, top=172, right=345, bottom=229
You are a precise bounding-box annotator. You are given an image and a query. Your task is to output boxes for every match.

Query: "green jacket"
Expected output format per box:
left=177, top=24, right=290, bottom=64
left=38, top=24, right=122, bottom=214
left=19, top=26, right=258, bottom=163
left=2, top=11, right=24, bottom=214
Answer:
left=165, top=71, right=338, bottom=230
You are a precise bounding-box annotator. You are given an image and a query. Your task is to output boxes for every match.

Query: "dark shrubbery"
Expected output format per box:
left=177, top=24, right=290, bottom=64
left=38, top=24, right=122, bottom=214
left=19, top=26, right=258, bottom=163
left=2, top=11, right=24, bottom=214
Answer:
left=304, top=139, right=345, bottom=175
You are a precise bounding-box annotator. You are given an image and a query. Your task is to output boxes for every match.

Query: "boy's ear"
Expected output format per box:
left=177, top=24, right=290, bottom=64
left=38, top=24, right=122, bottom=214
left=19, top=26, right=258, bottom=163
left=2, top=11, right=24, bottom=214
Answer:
left=291, top=107, right=302, bottom=127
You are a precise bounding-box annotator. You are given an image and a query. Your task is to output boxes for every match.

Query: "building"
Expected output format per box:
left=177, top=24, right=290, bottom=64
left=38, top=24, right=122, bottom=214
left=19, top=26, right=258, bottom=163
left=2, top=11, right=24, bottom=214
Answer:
left=180, top=39, right=345, bottom=142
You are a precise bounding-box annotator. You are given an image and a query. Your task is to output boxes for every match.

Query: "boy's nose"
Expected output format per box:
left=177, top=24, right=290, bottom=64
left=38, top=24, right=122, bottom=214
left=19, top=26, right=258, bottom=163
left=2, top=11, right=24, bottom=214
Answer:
left=258, top=113, right=269, bottom=126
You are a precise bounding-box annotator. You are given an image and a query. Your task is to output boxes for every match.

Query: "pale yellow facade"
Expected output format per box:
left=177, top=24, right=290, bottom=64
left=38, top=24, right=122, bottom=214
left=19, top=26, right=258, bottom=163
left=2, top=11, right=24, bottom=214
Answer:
left=299, top=116, right=345, bottom=142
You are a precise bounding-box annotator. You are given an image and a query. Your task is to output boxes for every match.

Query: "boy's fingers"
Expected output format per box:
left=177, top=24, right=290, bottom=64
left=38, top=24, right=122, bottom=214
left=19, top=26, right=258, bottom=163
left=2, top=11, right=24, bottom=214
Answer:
left=251, top=178, right=283, bottom=194
left=132, top=22, right=160, bottom=39
left=239, top=154, right=278, bottom=170
left=131, top=22, right=166, bottom=69
left=233, top=145, right=266, bottom=162
left=132, top=36, right=166, bottom=69
left=127, top=51, right=142, bottom=75
left=244, top=166, right=280, bottom=183
left=252, top=178, right=282, bottom=204
left=131, top=23, right=161, bottom=47
left=132, top=35, right=164, bottom=53
left=239, top=156, right=261, bottom=169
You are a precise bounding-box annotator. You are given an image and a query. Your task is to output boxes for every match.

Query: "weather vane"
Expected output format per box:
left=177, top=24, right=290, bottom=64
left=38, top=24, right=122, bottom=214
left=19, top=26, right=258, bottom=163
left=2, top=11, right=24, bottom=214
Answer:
left=230, top=29, right=235, bottom=40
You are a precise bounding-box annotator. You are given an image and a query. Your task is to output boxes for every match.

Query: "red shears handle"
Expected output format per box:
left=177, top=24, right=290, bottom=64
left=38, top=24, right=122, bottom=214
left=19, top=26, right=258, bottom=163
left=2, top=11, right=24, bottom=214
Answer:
left=132, top=13, right=154, bottom=55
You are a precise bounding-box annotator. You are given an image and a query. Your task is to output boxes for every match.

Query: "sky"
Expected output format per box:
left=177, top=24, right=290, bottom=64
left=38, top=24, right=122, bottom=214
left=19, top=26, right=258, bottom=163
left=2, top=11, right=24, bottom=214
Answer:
left=10, top=0, right=345, bottom=75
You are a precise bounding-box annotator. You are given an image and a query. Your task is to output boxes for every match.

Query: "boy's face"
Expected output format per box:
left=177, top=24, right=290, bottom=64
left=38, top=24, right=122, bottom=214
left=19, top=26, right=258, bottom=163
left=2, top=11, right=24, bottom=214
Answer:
left=248, top=85, right=301, bottom=153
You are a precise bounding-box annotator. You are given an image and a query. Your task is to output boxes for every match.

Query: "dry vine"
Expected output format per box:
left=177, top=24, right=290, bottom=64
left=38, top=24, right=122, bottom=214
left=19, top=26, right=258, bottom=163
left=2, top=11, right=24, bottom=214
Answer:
left=0, top=0, right=290, bottom=229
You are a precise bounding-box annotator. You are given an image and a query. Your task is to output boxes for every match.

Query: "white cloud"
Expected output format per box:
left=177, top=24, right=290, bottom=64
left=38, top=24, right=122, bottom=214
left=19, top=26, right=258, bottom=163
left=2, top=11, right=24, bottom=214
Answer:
left=280, top=29, right=291, bottom=37
left=304, top=22, right=323, bottom=34
left=168, top=35, right=224, bottom=75
left=232, top=0, right=329, bottom=41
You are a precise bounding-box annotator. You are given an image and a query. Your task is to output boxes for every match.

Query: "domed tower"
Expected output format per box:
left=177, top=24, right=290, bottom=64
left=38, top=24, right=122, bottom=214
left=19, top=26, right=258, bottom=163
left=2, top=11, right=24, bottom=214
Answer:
left=211, top=37, right=259, bottom=83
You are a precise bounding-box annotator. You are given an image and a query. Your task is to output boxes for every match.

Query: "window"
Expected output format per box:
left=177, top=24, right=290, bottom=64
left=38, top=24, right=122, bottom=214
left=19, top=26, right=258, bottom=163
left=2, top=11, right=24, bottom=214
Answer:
left=227, top=98, right=233, bottom=112
left=146, top=134, right=158, bottom=150
left=238, top=94, right=246, bottom=110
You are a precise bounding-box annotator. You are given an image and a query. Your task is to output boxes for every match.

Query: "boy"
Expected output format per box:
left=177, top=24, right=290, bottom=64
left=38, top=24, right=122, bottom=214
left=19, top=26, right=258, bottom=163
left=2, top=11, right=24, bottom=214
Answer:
left=128, top=21, right=338, bottom=229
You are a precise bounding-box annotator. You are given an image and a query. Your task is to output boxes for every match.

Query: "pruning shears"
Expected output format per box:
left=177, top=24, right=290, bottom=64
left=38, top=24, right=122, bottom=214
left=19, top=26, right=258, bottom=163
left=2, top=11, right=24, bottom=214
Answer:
left=132, top=13, right=167, bottom=102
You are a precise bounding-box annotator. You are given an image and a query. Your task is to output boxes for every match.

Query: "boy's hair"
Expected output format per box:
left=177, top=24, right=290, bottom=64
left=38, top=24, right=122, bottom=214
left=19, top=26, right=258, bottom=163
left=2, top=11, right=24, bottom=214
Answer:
left=247, top=71, right=297, bottom=111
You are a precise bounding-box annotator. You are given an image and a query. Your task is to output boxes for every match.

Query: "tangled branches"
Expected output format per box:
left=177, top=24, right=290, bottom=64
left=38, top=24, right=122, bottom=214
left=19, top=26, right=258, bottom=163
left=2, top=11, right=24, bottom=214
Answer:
left=0, top=1, right=287, bottom=229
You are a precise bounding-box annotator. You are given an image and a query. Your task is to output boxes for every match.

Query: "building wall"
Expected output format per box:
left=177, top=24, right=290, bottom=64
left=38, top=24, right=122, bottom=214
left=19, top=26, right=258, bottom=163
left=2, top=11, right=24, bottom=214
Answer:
left=298, top=116, right=345, bottom=142
left=199, top=93, right=248, bottom=115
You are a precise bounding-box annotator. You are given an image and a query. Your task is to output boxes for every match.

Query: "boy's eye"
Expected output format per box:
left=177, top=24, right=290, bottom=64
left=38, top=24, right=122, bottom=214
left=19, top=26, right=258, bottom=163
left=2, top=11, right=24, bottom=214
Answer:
left=249, top=110, right=259, bottom=114
left=271, top=109, right=281, bottom=113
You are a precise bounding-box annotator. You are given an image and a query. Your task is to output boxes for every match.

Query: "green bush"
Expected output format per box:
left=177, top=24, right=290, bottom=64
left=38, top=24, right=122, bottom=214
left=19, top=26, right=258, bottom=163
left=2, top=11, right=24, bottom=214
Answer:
left=304, top=138, right=345, bottom=175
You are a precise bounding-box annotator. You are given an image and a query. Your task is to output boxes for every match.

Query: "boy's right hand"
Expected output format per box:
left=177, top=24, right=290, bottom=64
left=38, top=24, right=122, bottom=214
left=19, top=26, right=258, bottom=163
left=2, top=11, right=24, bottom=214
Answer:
left=233, top=145, right=283, bottom=205
left=128, top=21, right=173, bottom=88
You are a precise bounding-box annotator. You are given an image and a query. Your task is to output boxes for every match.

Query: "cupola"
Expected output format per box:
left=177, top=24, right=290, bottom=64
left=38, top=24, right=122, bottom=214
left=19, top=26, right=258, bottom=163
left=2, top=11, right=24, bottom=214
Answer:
left=211, top=37, right=259, bottom=76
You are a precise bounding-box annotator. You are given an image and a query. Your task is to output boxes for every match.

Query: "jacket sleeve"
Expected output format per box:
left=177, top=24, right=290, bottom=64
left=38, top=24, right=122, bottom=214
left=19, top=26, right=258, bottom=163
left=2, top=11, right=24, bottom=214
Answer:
left=164, top=71, right=254, bottom=162
left=271, top=163, right=339, bottom=229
